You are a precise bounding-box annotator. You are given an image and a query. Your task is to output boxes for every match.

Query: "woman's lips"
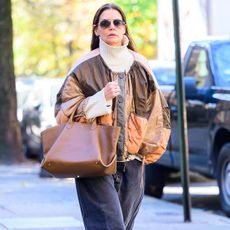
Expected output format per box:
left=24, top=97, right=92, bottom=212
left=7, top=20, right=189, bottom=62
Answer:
left=108, top=34, right=117, bottom=37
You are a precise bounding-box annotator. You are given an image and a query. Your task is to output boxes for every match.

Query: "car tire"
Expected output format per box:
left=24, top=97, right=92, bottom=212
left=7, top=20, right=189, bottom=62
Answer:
left=144, top=164, right=169, bottom=198
left=217, top=143, right=230, bottom=217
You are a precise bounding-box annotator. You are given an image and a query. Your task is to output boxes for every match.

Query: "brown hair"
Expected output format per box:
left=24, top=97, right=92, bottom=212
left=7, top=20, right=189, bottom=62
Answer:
left=90, top=3, right=136, bottom=51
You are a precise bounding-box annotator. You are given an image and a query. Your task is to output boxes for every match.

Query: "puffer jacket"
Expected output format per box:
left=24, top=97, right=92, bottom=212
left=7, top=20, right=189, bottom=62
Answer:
left=55, top=48, right=171, bottom=164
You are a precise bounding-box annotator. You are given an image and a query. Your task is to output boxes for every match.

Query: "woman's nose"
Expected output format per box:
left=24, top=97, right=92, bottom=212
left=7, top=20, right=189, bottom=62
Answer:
left=109, top=22, right=116, bottom=29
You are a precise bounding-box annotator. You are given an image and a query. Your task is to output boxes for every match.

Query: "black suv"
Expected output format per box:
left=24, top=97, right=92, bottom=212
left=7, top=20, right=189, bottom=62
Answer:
left=146, top=38, right=230, bottom=217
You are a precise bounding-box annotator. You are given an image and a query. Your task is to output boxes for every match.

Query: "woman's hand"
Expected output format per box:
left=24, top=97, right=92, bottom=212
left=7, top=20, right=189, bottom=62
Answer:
left=104, top=80, right=120, bottom=101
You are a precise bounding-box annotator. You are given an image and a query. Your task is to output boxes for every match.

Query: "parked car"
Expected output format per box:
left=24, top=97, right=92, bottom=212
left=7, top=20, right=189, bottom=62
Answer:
left=145, top=38, right=230, bottom=217
left=150, top=60, right=176, bottom=85
left=21, top=78, right=64, bottom=159
left=16, top=77, right=38, bottom=122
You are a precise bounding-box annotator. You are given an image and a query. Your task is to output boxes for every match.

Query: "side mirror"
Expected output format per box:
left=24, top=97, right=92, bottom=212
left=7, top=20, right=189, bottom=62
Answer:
left=183, top=77, right=215, bottom=102
left=34, top=103, right=41, bottom=111
left=184, top=76, right=197, bottom=99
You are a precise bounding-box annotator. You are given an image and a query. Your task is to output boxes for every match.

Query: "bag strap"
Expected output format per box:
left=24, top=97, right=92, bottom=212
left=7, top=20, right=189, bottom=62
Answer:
left=68, top=91, right=119, bottom=127
left=69, top=110, right=75, bottom=123
left=99, top=153, right=117, bottom=167
left=68, top=111, right=98, bottom=131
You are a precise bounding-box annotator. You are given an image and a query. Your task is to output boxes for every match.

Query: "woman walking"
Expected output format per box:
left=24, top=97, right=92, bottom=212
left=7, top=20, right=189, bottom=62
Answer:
left=55, top=3, right=170, bottom=230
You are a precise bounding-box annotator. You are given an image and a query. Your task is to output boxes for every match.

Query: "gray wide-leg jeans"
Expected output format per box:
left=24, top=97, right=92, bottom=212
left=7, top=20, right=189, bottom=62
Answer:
left=75, top=159, right=144, bottom=230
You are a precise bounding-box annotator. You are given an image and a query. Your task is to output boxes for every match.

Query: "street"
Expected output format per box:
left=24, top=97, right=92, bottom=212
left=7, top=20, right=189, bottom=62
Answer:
left=0, top=163, right=230, bottom=230
left=162, top=172, right=226, bottom=217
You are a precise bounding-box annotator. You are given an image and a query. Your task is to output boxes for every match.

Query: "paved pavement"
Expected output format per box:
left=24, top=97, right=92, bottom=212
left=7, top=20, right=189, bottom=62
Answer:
left=0, top=163, right=230, bottom=230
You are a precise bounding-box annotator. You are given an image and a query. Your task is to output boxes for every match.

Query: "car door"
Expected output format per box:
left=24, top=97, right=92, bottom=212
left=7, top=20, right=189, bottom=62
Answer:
left=183, top=47, right=216, bottom=173
left=170, top=46, right=217, bottom=173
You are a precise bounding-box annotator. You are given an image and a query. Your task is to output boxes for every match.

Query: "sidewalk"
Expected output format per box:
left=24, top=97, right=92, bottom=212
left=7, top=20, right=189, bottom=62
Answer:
left=0, top=163, right=230, bottom=230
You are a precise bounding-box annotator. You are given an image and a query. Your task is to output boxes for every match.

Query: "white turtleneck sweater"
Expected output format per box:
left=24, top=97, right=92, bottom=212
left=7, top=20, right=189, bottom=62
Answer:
left=99, top=36, right=134, bottom=73
left=83, top=36, right=134, bottom=120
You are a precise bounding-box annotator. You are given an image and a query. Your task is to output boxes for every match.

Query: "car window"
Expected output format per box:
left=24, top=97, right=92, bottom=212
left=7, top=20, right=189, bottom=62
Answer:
left=153, top=68, right=175, bottom=85
left=212, top=43, right=230, bottom=86
left=23, top=78, right=64, bottom=110
left=17, top=90, right=30, bottom=109
left=16, top=78, right=37, bottom=121
left=16, top=78, right=35, bottom=108
left=184, top=48, right=212, bottom=88
left=25, top=88, right=43, bottom=109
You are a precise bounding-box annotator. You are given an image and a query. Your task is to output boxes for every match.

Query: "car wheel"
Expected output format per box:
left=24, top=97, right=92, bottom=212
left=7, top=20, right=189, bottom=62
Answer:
left=217, top=143, right=230, bottom=217
left=144, top=164, right=169, bottom=198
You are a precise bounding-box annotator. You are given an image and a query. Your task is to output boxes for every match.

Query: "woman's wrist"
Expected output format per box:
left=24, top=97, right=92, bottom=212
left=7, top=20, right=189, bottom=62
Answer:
left=83, top=88, right=112, bottom=120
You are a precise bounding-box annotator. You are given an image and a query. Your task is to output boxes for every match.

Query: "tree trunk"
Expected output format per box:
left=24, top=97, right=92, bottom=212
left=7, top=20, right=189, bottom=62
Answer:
left=0, top=0, right=24, bottom=162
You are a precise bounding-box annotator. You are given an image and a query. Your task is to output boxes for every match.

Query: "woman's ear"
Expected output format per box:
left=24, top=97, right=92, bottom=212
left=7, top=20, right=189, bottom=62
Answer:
left=94, top=28, right=99, bottom=36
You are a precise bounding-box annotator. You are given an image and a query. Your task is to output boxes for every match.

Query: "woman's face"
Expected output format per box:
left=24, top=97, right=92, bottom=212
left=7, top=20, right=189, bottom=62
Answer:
left=94, top=9, right=126, bottom=47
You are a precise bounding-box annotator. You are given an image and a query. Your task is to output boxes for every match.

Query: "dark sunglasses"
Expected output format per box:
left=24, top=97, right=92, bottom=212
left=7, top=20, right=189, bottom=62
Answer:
left=98, top=19, right=126, bottom=29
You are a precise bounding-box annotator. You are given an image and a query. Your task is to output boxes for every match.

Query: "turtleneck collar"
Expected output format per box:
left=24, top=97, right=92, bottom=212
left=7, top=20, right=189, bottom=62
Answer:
left=99, top=35, right=134, bottom=73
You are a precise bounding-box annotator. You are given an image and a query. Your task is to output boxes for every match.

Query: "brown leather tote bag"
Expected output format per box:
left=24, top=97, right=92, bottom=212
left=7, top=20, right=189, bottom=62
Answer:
left=40, top=122, right=120, bottom=178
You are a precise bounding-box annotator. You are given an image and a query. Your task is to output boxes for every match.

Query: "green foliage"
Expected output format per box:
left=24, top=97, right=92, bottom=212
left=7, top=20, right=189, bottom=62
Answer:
left=114, top=0, right=157, bottom=58
left=12, top=0, right=157, bottom=77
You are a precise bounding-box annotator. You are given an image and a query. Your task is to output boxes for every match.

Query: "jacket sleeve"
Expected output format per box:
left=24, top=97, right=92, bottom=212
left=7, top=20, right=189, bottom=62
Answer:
left=55, top=73, right=112, bottom=124
left=83, top=89, right=112, bottom=120
left=138, top=89, right=171, bottom=164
